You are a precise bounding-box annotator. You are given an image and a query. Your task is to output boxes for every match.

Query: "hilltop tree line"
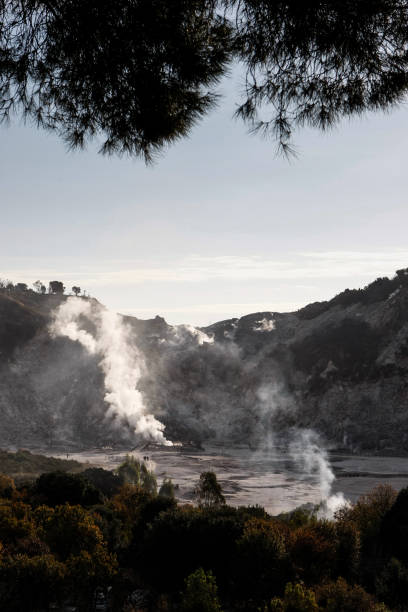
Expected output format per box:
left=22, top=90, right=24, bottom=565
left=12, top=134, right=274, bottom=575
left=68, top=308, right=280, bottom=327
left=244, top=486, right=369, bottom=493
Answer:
left=298, top=268, right=408, bottom=321
left=2, top=455, right=408, bottom=610
left=0, top=279, right=87, bottom=297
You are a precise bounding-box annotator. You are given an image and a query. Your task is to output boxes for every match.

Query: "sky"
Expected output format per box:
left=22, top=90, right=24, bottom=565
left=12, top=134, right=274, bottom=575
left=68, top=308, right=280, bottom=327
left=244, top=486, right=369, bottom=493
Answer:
left=1, top=73, right=408, bottom=326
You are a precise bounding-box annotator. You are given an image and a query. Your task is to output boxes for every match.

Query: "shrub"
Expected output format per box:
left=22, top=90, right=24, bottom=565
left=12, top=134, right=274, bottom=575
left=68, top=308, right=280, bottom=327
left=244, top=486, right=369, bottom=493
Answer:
left=180, top=568, right=222, bottom=612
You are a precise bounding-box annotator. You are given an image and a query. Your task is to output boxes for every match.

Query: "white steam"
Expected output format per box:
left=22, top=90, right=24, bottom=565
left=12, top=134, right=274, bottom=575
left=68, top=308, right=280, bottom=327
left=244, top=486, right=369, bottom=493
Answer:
left=253, top=317, right=275, bottom=332
left=50, top=298, right=172, bottom=446
left=169, top=324, right=214, bottom=346
left=289, top=429, right=349, bottom=518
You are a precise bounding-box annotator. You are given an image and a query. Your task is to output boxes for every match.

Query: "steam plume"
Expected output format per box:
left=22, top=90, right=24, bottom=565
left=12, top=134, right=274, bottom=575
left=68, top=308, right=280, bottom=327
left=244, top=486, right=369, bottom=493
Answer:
left=50, top=298, right=172, bottom=445
left=289, top=429, right=349, bottom=517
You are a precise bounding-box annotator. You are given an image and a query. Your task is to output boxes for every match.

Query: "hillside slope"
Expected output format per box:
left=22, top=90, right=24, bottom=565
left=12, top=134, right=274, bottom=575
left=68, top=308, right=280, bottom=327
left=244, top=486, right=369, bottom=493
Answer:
left=1, top=270, right=408, bottom=453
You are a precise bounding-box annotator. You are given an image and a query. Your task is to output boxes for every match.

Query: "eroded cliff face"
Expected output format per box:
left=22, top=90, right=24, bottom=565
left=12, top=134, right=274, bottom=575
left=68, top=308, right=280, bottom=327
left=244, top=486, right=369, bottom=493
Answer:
left=1, top=270, right=408, bottom=453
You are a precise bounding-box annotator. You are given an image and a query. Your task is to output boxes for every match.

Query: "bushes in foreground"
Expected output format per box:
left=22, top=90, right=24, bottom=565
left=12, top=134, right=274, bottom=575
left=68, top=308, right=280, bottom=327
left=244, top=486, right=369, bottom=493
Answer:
left=0, top=465, right=407, bottom=611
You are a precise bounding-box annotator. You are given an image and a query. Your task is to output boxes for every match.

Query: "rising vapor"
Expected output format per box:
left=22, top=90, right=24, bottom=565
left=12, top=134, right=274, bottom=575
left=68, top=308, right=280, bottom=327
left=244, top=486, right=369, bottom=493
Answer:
left=289, top=429, right=349, bottom=517
left=50, top=298, right=172, bottom=446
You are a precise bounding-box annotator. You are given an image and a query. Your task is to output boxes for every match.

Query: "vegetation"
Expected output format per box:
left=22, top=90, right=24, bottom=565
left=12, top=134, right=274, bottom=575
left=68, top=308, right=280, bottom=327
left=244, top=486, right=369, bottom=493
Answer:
left=0, top=277, right=88, bottom=299
left=49, top=281, right=65, bottom=295
left=0, top=449, right=84, bottom=482
left=158, top=477, right=176, bottom=500
left=2, top=2, right=408, bottom=159
left=180, top=568, right=223, bottom=612
left=193, top=471, right=226, bottom=508
left=116, top=455, right=157, bottom=494
left=297, top=268, right=408, bottom=322
left=1, top=460, right=406, bottom=611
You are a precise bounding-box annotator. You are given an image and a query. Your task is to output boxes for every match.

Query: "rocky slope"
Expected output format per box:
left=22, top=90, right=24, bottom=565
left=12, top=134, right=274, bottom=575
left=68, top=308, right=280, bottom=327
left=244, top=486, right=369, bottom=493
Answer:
left=1, top=269, right=408, bottom=453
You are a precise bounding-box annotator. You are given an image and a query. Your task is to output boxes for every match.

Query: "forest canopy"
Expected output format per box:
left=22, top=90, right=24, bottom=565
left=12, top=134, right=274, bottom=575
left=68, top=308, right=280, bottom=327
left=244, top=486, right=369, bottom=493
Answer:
left=2, top=1, right=408, bottom=160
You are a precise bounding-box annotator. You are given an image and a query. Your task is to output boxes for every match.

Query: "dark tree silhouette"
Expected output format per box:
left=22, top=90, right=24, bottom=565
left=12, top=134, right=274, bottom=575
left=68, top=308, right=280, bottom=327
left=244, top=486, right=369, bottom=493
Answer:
left=194, top=471, right=226, bottom=508
left=0, top=0, right=231, bottom=162
left=72, top=286, right=81, bottom=296
left=34, top=471, right=102, bottom=506
left=15, top=283, right=28, bottom=292
left=2, top=1, right=408, bottom=158
left=48, top=281, right=65, bottom=294
left=231, top=0, right=408, bottom=155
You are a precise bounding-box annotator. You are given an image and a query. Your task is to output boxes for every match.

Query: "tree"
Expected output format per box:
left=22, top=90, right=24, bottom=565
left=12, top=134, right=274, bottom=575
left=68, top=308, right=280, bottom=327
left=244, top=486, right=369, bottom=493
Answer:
left=159, top=477, right=176, bottom=500
left=116, top=455, right=157, bottom=494
left=0, top=473, right=16, bottom=499
left=380, top=487, right=408, bottom=562
left=48, top=280, right=65, bottom=294
left=81, top=467, right=123, bottom=498
left=180, top=568, right=223, bottom=612
left=267, top=582, right=318, bottom=612
left=34, top=471, right=102, bottom=507
left=34, top=503, right=106, bottom=560
left=0, top=0, right=231, bottom=162
left=194, top=472, right=225, bottom=509
left=235, top=517, right=289, bottom=603
left=376, top=557, right=408, bottom=610
left=0, top=554, right=66, bottom=612
left=72, top=286, right=81, bottom=296
left=2, top=2, right=408, bottom=159
left=337, top=485, right=396, bottom=560
left=315, top=577, right=385, bottom=612
left=15, top=282, right=28, bottom=292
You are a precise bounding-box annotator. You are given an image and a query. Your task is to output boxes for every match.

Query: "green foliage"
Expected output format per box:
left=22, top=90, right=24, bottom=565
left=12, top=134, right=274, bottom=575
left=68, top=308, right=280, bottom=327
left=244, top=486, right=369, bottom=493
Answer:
left=0, top=553, right=66, bottom=611
left=180, top=567, right=223, bottom=612
left=159, top=477, right=176, bottom=499
left=0, top=475, right=398, bottom=611
left=34, top=470, right=103, bottom=507
left=375, top=557, right=408, bottom=609
left=117, top=455, right=157, bottom=494
left=194, top=472, right=226, bottom=508
left=315, top=577, right=387, bottom=612
left=278, top=507, right=317, bottom=530
left=235, top=517, right=290, bottom=602
left=333, top=519, right=360, bottom=581
left=0, top=449, right=83, bottom=481
left=290, top=523, right=337, bottom=585
left=81, top=467, right=123, bottom=498
left=267, top=582, right=318, bottom=612
left=66, top=547, right=118, bottom=607
left=34, top=504, right=104, bottom=560
left=337, top=485, right=396, bottom=582
left=0, top=473, right=16, bottom=499
left=0, top=501, right=34, bottom=544
left=0, top=490, right=117, bottom=611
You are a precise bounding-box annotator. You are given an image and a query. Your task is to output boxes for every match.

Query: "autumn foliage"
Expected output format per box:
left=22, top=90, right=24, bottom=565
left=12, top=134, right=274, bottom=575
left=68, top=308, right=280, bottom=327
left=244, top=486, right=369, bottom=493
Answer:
left=0, top=465, right=405, bottom=611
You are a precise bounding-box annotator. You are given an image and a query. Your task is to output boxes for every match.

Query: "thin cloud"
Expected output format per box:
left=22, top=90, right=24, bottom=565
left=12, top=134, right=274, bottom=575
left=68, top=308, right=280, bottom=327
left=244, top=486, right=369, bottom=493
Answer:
left=2, top=249, right=408, bottom=288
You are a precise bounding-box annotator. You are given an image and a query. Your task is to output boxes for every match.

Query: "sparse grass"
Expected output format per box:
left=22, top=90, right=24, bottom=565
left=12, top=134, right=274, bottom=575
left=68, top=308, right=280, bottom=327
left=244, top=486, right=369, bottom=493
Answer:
left=0, top=449, right=85, bottom=483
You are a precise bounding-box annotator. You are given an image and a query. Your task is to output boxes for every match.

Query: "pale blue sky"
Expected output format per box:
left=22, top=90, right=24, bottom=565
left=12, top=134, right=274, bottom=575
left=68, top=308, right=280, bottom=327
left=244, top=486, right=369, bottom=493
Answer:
left=1, top=75, right=408, bottom=325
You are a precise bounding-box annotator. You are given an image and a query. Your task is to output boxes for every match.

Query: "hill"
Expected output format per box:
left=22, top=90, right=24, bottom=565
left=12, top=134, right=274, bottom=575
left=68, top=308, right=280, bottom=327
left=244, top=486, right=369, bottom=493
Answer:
left=1, top=270, right=408, bottom=454
left=0, top=448, right=84, bottom=483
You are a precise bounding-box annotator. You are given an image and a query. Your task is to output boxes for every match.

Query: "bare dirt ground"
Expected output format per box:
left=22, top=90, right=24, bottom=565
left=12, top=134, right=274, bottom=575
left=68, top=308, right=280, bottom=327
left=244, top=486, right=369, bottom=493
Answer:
left=47, top=446, right=408, bottom=515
